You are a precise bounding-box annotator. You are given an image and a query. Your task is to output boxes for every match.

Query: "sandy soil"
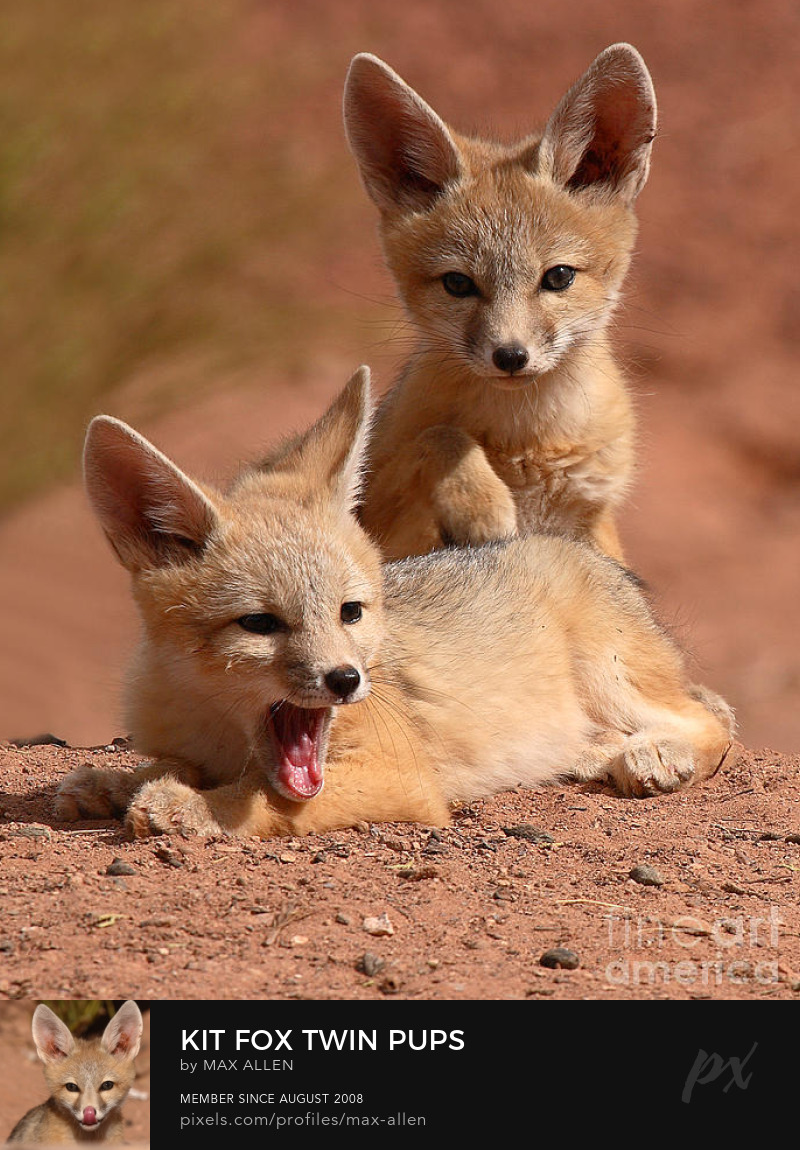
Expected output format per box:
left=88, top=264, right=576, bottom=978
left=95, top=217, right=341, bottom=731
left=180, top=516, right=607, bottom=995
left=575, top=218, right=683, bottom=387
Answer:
left=1, top=739, right=798, bottom=1003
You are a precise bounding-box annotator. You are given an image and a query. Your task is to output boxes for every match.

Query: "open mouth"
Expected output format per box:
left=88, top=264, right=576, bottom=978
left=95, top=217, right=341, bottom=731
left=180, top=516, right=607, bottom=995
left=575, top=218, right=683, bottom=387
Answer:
left=265, top=703, right=330, bottom=802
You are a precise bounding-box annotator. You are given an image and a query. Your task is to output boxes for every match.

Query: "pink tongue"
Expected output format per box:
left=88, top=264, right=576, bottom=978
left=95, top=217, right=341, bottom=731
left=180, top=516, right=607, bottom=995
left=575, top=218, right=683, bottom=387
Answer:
left=83, top=1109, right=97, bottom=1126
left=269, top=705, right=324, bottom=800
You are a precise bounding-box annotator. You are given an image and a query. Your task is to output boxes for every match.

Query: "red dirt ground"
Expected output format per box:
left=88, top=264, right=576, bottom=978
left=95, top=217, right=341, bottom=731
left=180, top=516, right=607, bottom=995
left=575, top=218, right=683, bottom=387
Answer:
left=1, top=740, right=799, bottom=1003
left=0, top=1, right=799, bottom=1006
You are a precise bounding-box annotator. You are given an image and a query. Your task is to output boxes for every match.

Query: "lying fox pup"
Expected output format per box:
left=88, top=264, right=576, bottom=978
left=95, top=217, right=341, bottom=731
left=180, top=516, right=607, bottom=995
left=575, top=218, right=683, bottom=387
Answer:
left=7, top=1001, right=142, bottom=1144
left=344, top=45, right=657, bottom=561
left=56, top=368, right=732, bottom=839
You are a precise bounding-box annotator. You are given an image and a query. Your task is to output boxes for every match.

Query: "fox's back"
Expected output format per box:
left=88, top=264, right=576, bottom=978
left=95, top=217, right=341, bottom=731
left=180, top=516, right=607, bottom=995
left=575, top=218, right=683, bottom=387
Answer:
left=378, top=535, right=658, bottom=797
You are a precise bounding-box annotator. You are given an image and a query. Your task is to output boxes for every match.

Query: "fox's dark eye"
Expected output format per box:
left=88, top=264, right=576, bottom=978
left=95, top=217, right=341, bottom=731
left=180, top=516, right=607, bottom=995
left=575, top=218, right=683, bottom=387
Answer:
left=237, top=613, right=285, bottom=634
left=65, top=1083, right=80, bottom=1093
left=442, top=272, right=478, bottom=298
left=541, top=265, right=576, bottom=292
left=100, top=1081, right=115, bottom=1092
left=340, top=601, right=363, bottom=624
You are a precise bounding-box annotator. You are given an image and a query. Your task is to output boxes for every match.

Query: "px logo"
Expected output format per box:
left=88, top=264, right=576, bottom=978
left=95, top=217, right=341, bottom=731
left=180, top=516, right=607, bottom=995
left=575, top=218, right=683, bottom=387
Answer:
left=682, top=1043, right=757, bottom=1103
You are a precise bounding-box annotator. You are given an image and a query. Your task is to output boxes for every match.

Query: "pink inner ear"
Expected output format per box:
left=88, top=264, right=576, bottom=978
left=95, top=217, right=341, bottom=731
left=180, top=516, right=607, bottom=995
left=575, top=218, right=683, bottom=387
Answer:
left=42, top=1037, right=69, bottom=1060
left=541, top=48, right=655, bottom=201
left=85, top=417, right=218, bottom=569
left=346, top=58, right=460, bottom=213
left=109, top=1032, right=132, bottom=1056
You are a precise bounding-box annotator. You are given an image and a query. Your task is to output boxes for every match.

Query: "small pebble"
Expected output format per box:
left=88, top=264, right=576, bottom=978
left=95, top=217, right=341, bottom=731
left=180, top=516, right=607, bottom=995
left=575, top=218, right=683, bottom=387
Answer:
left=106, top=859, right=137, bottom=877
left=363, top=913, right=394, bottom=937
left=629, top=863, right=664, bottom=887
left=356, top=952, right=385, bottom=977
left=539, top=947, right=580, bottom=970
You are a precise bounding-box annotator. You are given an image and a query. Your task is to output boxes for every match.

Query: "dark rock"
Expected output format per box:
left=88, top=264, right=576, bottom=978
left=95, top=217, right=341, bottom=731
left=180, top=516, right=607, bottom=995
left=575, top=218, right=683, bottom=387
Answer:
left=539, top=947, right=579, bottom=970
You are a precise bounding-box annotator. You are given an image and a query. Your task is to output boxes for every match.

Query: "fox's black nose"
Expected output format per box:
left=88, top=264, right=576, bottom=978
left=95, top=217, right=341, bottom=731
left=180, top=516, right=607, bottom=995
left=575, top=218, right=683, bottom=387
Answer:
left=325, top=665, right=361, bottom=699
left=492, top=344, right=529, bottom=374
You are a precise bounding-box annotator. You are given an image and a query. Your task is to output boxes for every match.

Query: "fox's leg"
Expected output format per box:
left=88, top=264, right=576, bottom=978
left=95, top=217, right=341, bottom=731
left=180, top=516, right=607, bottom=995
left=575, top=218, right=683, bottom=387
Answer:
left=127, top=754, right=450, bottom=839
left=415, top=425, right=517, bottom=548
left=571, top=731, right=628, bottom=781
left=54, top=759, right=204, bottom=821
left=127, top=776, right=274, bottom=838
left=687, top=682, right=737, bottom=738
left=596, top=693, right=734, bottom=798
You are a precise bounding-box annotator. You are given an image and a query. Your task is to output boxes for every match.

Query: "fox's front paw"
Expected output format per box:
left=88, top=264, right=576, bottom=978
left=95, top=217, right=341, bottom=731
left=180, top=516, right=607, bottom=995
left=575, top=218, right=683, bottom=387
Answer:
left=55, top=766, right=138, bottom=821
left=416, top=424, right=517, bottom=546
left=611, top=734, right=696, bottom=798
left=439, top=496, right=518, bottom=548
left=127, top=778, right=223, bottom=838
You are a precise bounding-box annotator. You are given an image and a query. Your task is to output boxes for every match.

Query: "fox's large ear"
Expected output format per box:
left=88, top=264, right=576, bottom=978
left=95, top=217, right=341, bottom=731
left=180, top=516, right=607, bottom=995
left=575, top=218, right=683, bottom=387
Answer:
left=101, top=1001, right=143, bottom=1060
left=84, top=416, right=218, bottom=572
left=32, top=1005, right=75, bottom=1064
left=537, top=43, right=656, bottom=204
left=344, top=54, right=461, bottom=214
left=269, top=366, right=372, bottom=512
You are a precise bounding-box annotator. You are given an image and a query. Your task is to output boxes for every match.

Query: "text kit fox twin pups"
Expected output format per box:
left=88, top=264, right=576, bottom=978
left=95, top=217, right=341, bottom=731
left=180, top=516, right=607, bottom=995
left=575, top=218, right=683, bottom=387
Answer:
left=56, top=368, right=733, bottom=839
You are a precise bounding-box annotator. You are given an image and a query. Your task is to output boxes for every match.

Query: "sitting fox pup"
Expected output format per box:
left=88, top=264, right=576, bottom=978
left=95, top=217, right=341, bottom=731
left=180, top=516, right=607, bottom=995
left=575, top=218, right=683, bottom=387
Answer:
left=344, top=44, right=656, bottom=562
left=56, top=369, right=733, bottom=839
left=7, top=1001, right=142, bottom=1144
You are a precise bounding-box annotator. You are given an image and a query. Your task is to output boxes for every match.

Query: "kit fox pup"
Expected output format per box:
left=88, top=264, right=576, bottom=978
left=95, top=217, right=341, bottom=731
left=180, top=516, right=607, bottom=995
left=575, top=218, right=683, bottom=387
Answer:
left=7, top=1001, right=142, bottom=1144
left=344, top=44, right=657, bottom=562
left=54, top=367, right=733, bottom=839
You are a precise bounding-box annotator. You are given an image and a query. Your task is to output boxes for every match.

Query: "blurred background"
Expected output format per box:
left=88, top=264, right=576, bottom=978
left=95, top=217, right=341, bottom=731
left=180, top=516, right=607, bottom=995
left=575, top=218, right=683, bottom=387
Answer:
left=1, top=0, right=798, bottom=750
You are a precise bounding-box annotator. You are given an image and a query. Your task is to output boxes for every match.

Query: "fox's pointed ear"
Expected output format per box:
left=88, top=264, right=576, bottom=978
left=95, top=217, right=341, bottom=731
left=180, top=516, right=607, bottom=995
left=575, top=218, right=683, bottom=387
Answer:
left=538, top=43, right=656, bottom=204
left=269, top=366, right=372, bottom=512
left=101, top=1001, right=143, bottom=1060
left=32, top=1005, right=75, bottom=1064
left=344, top=53, right=461, bottom=214
left=84, top=416, right=219, bottom=571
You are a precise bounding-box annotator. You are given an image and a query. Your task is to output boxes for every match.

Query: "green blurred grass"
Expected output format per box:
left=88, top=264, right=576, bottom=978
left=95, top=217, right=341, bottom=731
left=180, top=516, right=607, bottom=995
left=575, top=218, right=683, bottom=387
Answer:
left=0, top=0, right=372, bottom=512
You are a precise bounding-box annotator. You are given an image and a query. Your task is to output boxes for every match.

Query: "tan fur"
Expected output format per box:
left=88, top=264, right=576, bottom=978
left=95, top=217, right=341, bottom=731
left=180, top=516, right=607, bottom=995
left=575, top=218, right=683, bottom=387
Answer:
left=7, top=1003, right=142, bottom=1145
left=344, top=45, right=657, bottom=561
left=55, top=368, right=734, bottom=839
